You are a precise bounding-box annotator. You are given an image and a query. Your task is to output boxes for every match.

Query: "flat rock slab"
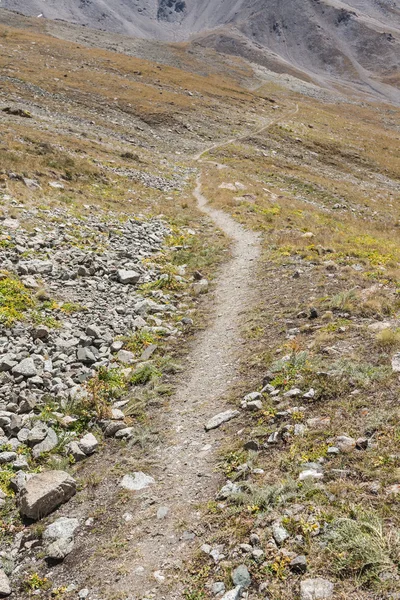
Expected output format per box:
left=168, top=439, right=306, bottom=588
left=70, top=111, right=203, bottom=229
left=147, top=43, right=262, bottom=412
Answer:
left=205, top=410, right=240, bottom=431
left=300, top=578, right=334, bottom=600
left=120, top=472, right=155, bottom=491
left=19, top=470, right=77, bottom=520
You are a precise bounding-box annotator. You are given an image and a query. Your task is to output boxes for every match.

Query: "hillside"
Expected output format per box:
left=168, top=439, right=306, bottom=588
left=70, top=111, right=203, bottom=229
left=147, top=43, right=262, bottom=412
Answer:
left=0, top=8, right=400, bottom=600
left=2, top=0, right=400, bottom=101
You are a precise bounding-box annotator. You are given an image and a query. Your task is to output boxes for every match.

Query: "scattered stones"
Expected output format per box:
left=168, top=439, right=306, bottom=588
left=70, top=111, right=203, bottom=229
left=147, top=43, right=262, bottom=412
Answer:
left=300, top=578, right=334, bottom=600
left=205, top=410, right=240, bottom=431
left=19, top=470, right=77, bottom=520
left=119, top=472, right=155, bottom=491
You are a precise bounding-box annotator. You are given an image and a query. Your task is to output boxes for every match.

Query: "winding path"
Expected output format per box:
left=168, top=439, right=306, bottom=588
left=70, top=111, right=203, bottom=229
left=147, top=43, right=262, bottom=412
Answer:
left=117, top=106, right=297, bottom=599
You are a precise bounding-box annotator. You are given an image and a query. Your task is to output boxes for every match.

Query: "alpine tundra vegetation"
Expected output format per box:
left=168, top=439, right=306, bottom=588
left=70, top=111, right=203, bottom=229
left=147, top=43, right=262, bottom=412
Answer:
left=0, top=3, right=399, bottom=600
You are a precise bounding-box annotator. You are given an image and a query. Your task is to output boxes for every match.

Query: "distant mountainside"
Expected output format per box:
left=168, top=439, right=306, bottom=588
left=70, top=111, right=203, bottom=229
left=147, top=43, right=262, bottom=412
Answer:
left=3, top=0, right=400, bottom=97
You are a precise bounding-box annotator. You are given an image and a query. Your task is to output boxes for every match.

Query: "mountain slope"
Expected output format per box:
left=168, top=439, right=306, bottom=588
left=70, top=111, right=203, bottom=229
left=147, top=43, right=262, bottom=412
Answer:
left=3, top=0, right=400, bottom=98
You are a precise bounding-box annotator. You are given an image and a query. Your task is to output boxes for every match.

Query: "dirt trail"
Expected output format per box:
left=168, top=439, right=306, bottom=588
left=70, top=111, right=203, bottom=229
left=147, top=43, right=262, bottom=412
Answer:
left=122, top=175, right=260, bottom=599
left=117, top=108, right=297, bottom=599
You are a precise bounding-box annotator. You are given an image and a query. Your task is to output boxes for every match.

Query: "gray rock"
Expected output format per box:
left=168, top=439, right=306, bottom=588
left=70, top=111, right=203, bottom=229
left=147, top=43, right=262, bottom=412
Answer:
left=300, top=578, right=334, bottom=600
left=0, top=569, right=11, bottom=597
left=245, top=400, right=262, bottom=411
left=212, top=582, right=225, bottom=596
left=336, top=435, right=356, bottom=453
left=19, top=470, right=77, bottom=520
left=231, top=564, right=251, bottom=588
left=0, top=356, right=17, bottom=372
left=117, top=349, right=135, bottom=364
left=46, top=537, right=74, bottom=560
left=43, top=516, right=79, bottom=541
left=28, top=423, right=49, bottom=445
left=78, top=433, right=98, bottom=455
left=243, top=392, right=261, bottom=403
left=77, top=347, right=96, bottom=364
left=86, top=325, right=101, bottom=339
left=392, top=353, right=400, bottom=372
left=272, top=522, right=290, bottom=545
left=205, top=410, right=240, bottom=431
left=216, top=480, right=240, bottom=500
left=118, top=269, right=140, bottom=284
left=0, top=452, right=17, bottom=464
left=66, top=441, right=86, bottom=462
left=111, top=340, right=124, bottom=353
left=299, top=469, right=323, bottom=481
left=32, top=428, right=58, bottom=458
left=12, top=358, right=37, bottom=377
left=120, top=472, right=155, bottom=491
left=157, top=506, right=169, bottom=519
left=220, top=586, right=241, bottom=600
left=290, top=555, right=307, bottom=573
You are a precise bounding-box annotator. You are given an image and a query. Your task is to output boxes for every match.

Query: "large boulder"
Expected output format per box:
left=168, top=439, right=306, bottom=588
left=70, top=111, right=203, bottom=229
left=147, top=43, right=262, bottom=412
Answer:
left=19, top=470, right=77, bottom=520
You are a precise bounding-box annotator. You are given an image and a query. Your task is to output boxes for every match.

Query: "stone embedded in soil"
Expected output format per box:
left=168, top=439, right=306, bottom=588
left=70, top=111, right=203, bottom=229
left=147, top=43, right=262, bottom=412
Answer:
left=299, top=469, right=324, bottom=481
left=192, top=278, right=209, bottom=295
left=43, top=516, right=79, bottom=560
left=205, top=410, right=240, bottom=431
left=300, top=578, right=334, bottom=600
left=119, top=472, right=155, bottom=491
left=290, top=555, right=308, bottom=573
left=272, top=521, right=290, bottom=545
left=335, top=435, right=356, bottom=453
left=0, top=569, right=11, bottom=597
left=19, top=470, right=77, bottom=520
left=220, top=587, right=241, bottom=600
left=78, top=433, right=98, bottom=455
left=231, top=564, right=251, bottom=588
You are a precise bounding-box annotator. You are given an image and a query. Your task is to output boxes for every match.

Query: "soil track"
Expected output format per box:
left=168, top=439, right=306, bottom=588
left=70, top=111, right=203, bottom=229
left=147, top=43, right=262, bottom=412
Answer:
left=103, top=108, right=299, bottom=599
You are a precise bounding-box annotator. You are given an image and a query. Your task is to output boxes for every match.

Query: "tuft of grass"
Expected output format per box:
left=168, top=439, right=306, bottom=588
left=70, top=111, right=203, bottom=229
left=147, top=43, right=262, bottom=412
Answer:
left=376, top=328, right=400, bottom=349
left=130, top=363, right=161, bottom=386
left=326, top=509, right=400, bottom=584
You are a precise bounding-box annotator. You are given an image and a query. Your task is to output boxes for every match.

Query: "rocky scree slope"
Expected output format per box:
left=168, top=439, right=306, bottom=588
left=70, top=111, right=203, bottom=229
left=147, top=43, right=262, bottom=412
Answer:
left=0, top=200, right=207, bottom=596
left=3, top=0, right=400, bottom=96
